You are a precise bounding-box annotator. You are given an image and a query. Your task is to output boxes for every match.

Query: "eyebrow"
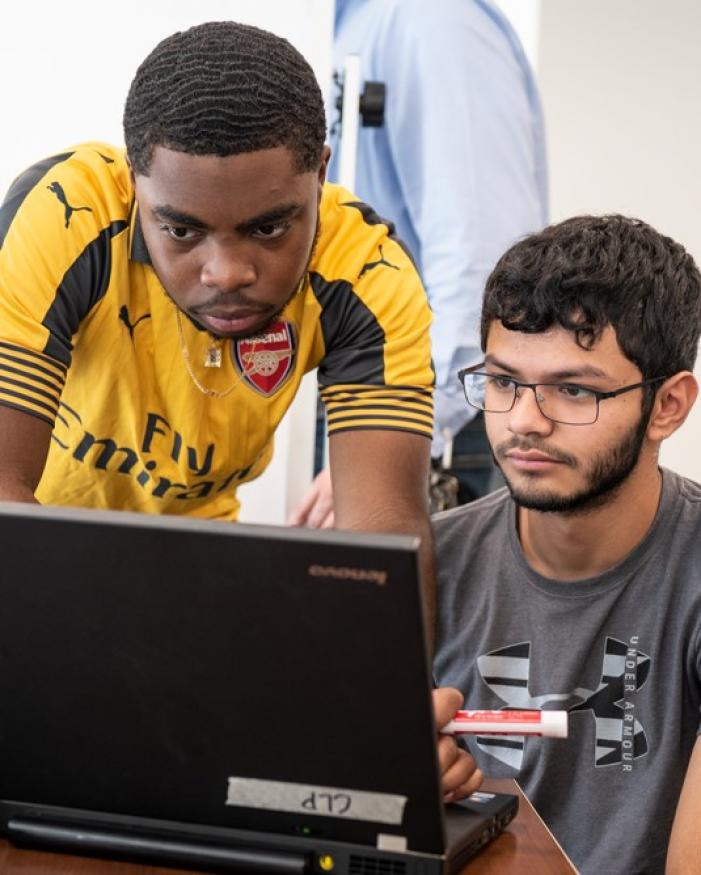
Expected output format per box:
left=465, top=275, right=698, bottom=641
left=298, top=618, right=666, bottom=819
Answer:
left=484, top=354, right=611, bottom=381
left=152, top=202, right=303, bottom=233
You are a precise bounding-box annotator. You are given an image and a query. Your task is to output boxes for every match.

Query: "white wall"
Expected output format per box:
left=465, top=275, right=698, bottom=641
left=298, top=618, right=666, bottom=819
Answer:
left=537, top=0, right=701, bottom=480
left=0, top=0, right=332, bottom=524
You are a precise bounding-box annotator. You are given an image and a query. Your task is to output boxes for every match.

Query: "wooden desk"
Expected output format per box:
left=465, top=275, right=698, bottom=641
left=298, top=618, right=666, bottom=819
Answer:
left=0, top=779, right=577, bottom=874
left=460, top=778, right=577, bottom=874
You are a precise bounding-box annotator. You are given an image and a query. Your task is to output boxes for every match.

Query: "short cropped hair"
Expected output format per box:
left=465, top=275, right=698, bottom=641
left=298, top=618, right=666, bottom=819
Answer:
left=481, top=215, right=701, bottom=381
left=123, top=21, right=326, bottom=175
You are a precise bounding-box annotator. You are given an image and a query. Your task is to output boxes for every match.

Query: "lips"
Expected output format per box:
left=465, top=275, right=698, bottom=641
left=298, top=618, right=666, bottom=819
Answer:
left=506, top=451, right=560, bottom=463
left=502, top=449, right=568, bottom=474
left=199, top=307, right=268, bottom=321
left=197, top=308, right=270, bottom=337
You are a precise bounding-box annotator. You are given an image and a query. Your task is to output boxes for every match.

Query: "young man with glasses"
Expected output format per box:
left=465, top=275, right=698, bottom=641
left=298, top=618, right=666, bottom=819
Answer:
left=432, top=215, right=701, bottom=874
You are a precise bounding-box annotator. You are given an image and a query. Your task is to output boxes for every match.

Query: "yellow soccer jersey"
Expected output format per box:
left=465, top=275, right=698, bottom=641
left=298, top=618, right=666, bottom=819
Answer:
left=0, top=143, right=434, bottom=519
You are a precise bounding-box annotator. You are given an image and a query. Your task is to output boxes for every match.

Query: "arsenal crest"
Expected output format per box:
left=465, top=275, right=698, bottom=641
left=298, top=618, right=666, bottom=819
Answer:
left=231, top=321, right=297, bottom=396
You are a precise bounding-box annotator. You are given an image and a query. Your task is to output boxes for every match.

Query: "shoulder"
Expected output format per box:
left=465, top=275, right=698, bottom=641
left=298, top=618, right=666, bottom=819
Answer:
left=313, top=183, right=419, bottom=285
left=2, top=142, right=132, bottom=234
left=432, top=486, right=512, bottom=553
left=662, top=467, right=701, bottom=523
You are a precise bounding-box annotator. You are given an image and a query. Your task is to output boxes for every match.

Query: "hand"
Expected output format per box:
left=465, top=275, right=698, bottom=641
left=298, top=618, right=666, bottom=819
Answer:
left=433, top=687, right=483, bottom=803
left=287, top=466, right=335, bottom=528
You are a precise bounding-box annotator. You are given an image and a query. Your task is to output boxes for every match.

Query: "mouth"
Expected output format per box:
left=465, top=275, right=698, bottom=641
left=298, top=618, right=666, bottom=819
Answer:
left=503, top=450, right=566, bottom=472
left=196, top=308, right=271, bottom=337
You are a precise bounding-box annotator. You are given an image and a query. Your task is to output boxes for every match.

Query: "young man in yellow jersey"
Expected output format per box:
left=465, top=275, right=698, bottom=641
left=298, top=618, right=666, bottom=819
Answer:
left=0, top=20, right=479, bottom=801
left=0, top=22, right=433, bottom=525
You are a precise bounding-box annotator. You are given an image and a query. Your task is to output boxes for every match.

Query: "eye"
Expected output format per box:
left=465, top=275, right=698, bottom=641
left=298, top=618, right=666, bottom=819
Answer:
left=252, top=222, right=289, bottom=240
left=160, top=224, right=201, bottom=242
left=558, top=384, right=595, bottom=401
left=487, top=375, right=515, bottom=392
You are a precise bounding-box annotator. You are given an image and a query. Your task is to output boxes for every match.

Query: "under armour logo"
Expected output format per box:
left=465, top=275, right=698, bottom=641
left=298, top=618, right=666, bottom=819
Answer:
left=47, top=181, right=93, bottom=228
left=359, top=244, right=400, bottom=277
left=119, top=305, right=151, bottom=339
left=475, top=637, right=649, bottom=771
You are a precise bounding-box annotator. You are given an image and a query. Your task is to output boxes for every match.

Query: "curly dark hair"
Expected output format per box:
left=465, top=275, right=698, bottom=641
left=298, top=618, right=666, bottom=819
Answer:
left=482, top=215, right=701, bottom=389
left=123, top=21, right=326, bottom=175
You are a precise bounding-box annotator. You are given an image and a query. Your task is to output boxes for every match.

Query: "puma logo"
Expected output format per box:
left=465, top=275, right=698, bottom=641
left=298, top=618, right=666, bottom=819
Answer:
left=359, top=244, right=400, bottom=277
left=47, top=181, right=93, bottom=228
left=119, top=305, right=151, bottom=339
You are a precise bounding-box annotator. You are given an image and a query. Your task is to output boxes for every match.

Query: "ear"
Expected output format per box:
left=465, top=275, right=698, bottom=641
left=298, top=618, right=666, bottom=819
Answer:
left=125, top=154, right=136, bottom=187
left=317, top=145, right=331, bottom=189
left=646, top=372, right=699, bottom=441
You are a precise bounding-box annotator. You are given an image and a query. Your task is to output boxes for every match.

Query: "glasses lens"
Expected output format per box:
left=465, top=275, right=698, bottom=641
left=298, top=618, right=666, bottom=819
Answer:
left=536, top=384, right=598, bottom=424
left=464, top=373, right=515, bottom=412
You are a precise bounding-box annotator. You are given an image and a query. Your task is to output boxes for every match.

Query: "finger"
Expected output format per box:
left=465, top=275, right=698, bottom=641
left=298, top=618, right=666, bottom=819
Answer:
left=432, top=687, right=464, bottom=729
left=287, top=482, right=321, bottom=526
left=436, top=732, right=462, bottom=775
left=444, top=764, right=483, bottom=803
left=440, top=748, right=482, bottom=799
left=306, top=493, right=333, bottom=528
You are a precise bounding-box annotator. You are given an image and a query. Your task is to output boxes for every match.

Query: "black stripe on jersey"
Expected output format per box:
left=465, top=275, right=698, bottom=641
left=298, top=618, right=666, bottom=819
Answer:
left=42, top=219, right=129, bottom=365
left=321, top=385, right=433, bottom=399
left=59, top=399, right=82, bottom=423
left=327, top=424, right=431, bottom=439
left=0, top=362, right=63, bottom=404
left=0, top=386, right=59, bottom=419
left=0, top=152, right=75, bottom=249
left=328, top=412, right=432, bottom=427
left=341, top=200, right=417, bottom=268
left=0, top=341, right=67, bottom=378
left=324, top=397, right=434, bottom=413
left=0, top=399, right=54, bottom=428
left=309, top=271, right=386, bottom=385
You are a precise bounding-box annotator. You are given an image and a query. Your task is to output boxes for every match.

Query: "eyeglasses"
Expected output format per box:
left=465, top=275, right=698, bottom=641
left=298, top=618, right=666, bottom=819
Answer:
left=457, top=363, right=668, bottom=426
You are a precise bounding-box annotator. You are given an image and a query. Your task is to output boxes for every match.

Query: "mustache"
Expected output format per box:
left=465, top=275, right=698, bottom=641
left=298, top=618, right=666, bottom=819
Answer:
left=192, top=291, right=272, bottom=315
left=494, top=438, right=578, bottom=467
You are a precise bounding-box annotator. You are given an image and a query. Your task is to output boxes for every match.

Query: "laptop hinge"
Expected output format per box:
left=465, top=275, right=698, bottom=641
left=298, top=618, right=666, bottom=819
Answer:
left=8, top=817, right=310, bottom=873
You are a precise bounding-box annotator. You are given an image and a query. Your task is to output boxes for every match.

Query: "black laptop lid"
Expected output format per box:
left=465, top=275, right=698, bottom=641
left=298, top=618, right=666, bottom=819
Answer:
left=0, top=503, right=445, bottom=855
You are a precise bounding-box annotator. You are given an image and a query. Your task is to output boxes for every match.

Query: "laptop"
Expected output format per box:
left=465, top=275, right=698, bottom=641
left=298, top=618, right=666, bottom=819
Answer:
left=0, top=501, right=517, bottom=874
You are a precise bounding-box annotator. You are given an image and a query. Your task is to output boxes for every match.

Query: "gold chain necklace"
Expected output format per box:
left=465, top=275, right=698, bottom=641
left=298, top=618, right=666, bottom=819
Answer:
left=176, top=309, right=259, bottom=399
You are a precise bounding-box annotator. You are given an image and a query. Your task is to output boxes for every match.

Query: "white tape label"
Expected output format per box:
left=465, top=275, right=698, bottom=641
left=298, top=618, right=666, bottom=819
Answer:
left=226, top=777, right=407, bottom=825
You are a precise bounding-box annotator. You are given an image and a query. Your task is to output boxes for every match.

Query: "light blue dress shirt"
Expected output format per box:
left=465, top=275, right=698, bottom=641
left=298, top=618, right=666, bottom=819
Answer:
left=328, top=0, right=548, bottom=455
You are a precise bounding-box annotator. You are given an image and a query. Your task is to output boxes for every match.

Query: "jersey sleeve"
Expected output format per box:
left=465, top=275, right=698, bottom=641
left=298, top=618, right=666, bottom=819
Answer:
left=313, top=198, right=435, bottom=440
left=0, top=146, right=129, bottom=425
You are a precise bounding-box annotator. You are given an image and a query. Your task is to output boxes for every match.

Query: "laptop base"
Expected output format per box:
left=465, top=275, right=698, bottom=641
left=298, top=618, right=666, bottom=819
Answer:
left=2, top=794, right=517, bottom=874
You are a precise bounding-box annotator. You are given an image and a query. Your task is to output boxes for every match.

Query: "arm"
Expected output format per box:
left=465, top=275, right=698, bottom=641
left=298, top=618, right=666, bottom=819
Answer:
left=666, top=736, right=701, bottom=873
left=433, top=687, right=482, bottom=802
left=329, top=428, right=436, bottom=646
left=0, top=148, right=116, bottom=501
left=0, top=406, right=52, bottom=502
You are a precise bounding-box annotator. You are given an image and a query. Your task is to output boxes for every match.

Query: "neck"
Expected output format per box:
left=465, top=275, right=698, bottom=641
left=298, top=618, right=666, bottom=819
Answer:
left=517, top=452, right=663, bottom=581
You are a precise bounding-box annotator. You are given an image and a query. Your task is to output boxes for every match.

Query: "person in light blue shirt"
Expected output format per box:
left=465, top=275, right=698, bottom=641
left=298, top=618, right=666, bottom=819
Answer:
left=290, top=0, right=548, bottom=526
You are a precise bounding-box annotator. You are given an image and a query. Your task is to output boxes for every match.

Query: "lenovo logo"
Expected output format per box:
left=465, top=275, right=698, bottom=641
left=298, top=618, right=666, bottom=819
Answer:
left=308, top=565, right=387, bottom=586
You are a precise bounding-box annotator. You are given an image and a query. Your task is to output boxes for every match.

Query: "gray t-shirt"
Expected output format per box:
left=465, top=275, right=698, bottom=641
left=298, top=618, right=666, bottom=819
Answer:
left=433, top=468, right=701, bottom=875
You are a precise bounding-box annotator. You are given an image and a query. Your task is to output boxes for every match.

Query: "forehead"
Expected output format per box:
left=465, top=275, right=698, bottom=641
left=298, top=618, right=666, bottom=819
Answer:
left=133, top=145, right=315, bottom=224
left=484, top=321, right=640, bottom=379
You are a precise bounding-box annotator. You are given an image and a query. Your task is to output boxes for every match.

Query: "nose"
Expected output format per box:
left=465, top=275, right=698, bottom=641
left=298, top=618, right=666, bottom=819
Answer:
left=506, top=385, right=554, bottom=437
left=200, top=243, right=257, bottom=292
